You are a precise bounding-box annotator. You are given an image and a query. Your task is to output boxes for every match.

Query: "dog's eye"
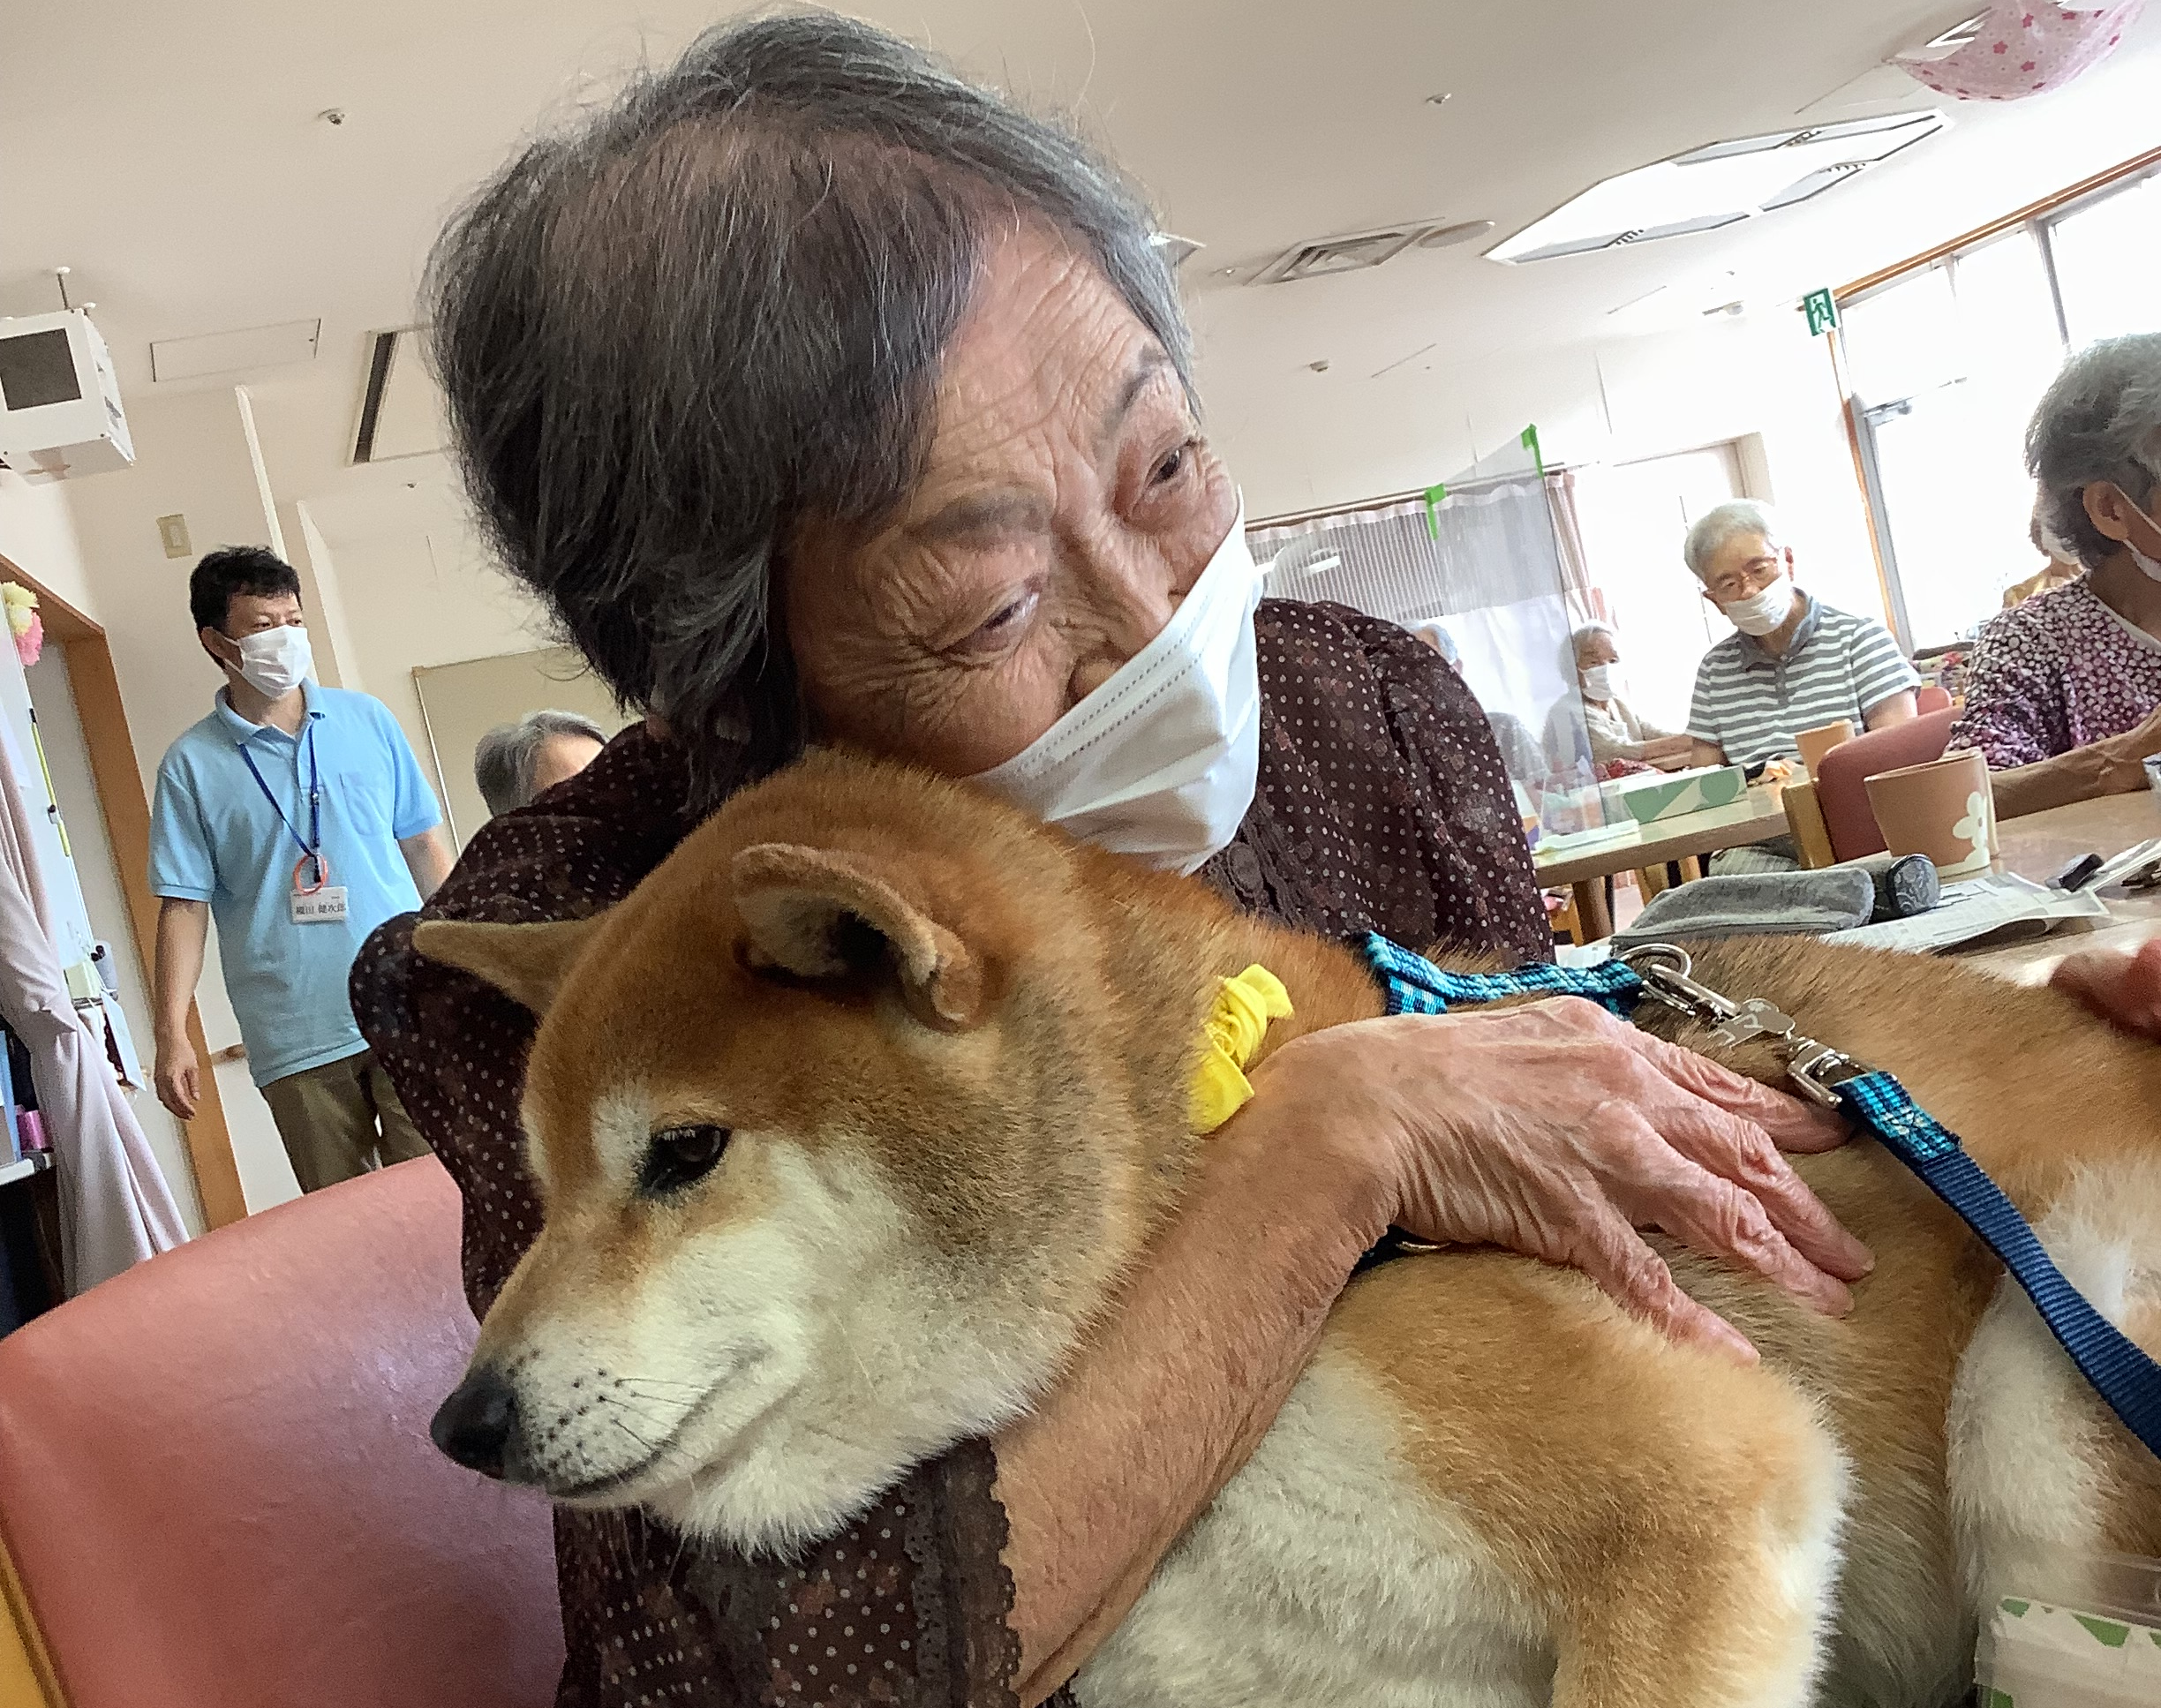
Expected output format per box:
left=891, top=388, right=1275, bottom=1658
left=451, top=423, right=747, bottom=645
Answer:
left=638, top=1125, right=732, bottom=1196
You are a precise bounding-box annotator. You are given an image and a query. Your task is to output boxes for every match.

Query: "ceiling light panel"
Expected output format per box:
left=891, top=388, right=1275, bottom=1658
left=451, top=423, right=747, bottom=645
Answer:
left=1487, top=110, right=1946, bottom=265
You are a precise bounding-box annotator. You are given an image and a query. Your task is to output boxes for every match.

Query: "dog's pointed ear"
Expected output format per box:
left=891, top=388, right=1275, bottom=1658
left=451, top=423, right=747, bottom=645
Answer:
left=411, top=914, right=609, bottom=1019
left=731, top=842, right=983, bottom=1031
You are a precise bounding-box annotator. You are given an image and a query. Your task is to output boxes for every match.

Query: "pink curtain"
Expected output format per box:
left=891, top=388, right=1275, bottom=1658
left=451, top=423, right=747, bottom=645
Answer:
left=0, top=726, right=183, bottom=1293
left=1544, top=469, right=1610, bottom=627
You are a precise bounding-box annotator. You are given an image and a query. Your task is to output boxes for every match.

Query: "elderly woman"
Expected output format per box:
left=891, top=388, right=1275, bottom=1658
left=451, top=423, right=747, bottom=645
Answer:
left=472, top=708, right=608, bottom=817
left=355, top=18, right=1876, bottom=1704
left=1550, top=622, right=1691, bottom=773
left=1952, top=334, right=2161, bottom=819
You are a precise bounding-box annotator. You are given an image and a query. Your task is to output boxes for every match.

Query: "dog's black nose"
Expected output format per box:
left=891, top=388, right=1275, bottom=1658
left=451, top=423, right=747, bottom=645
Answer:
left=432, top=1366, right=520, bottom=1478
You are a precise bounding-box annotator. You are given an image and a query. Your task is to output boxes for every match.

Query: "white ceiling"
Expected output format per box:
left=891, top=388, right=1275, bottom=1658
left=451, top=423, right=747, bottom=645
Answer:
left=4, top=0, right=2161, bottom=521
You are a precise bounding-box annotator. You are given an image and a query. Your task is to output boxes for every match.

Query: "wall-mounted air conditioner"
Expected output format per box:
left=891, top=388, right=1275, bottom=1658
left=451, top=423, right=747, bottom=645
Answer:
left=0, top=310, right=133, bottom=479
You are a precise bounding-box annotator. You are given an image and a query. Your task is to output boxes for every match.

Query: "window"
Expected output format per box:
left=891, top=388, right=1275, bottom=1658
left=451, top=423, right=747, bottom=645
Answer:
left=1841, top=162, right=2161, bottom=653
left=1570, top=444, right=1743, bottom=732
left=2051, top=171, right=2161, bottom=345
left=1842, top=232, right=2064, bottom=651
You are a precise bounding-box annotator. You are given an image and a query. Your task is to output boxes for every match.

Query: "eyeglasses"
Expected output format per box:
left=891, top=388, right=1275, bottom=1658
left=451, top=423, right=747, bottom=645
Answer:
left=1704, top=555, right=1783, bottom=602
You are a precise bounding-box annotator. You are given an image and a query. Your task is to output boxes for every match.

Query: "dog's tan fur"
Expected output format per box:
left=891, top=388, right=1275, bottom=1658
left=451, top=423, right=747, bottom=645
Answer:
left=419, top=749, right=2161, bottom=1706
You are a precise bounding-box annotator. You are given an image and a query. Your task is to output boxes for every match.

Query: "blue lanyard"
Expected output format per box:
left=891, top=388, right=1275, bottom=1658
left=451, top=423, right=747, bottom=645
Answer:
left=1361, top=933, right=2161, bottom=1463
left=240, top=721, right=324, bottom=887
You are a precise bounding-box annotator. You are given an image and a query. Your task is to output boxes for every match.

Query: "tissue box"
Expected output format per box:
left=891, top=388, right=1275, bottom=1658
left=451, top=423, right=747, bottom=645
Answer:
left=1976, top=1596, right=2161, bottom=1705
left=1607, top=764, right=1746, bottom=824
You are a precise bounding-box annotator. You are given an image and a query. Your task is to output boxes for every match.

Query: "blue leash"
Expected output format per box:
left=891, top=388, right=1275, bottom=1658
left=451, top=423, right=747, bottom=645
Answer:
left=1361, top=932, right=2161, bottom=1461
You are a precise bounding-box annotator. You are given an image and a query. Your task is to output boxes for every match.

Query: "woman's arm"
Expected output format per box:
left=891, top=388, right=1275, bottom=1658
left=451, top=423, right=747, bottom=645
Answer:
left=995, top=998, right=1867, bottom=1702
left=1862, top=689, right=1918, bottom=731
left=996, top=1091, right=1386, bottom=1703
left=1991, top=702, right=2161, bottom=819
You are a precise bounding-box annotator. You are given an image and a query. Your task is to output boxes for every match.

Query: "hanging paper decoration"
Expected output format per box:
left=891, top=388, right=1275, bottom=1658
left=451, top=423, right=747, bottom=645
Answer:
left=1893, top=1, right=2146, bottom=102
left=3, top=584, right=43, bottom=667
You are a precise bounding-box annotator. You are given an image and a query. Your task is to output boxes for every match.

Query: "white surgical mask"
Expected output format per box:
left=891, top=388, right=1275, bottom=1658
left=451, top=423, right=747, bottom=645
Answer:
left=971, top=501, right=1262, bottom=875
left=1721, top=577, right=1796, bottom=636
left=1580, top=665, right=1615, bottom=702
left=2037, top=518, right=2082, bottom=566
left=2126, top=498, right=2161, bottom=583
left=232, top=625, right=312, bottom=698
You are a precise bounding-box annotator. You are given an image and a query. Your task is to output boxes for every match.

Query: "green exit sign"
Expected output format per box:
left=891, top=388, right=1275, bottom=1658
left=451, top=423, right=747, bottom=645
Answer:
left=1803, top=288, right=1840, bottom=336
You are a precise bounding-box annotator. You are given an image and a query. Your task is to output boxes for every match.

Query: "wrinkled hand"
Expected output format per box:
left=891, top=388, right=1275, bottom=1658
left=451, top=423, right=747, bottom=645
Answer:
left=1254, top=997, right=1872, bottom=1362
left=2052, top=938, right=2161, bottom=1041
left=154, top=1037, right=201, bottom=1121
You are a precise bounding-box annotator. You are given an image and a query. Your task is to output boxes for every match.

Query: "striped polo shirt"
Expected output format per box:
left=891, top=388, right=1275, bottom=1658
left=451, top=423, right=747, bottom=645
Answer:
left=1687, top=593, right=1918, bottom=769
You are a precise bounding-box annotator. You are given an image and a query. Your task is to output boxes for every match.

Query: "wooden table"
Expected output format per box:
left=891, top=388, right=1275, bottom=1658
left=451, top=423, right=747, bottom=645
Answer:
left=1962, top=791, right=2161, bottom=983
left=1533, top=792, right=1789, bottom=941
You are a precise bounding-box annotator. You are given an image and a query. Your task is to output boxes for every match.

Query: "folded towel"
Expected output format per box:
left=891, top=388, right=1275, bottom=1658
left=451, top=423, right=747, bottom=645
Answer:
left=1614, top=868, right=1875, bottom=949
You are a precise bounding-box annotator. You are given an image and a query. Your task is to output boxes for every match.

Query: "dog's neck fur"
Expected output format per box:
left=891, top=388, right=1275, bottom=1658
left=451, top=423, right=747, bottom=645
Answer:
left=1070, top=838, right=1391, bottom=1103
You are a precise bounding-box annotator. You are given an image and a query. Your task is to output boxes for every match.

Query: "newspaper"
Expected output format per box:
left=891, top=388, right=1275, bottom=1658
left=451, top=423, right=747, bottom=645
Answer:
left=1825, top=871, right=2112, bottom=955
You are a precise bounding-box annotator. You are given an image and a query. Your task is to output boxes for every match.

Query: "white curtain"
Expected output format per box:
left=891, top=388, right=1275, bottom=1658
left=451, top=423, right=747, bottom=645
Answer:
left=1250, top=470, right=1598, bottom=828
left=0, top=723, right=184, bottom=1293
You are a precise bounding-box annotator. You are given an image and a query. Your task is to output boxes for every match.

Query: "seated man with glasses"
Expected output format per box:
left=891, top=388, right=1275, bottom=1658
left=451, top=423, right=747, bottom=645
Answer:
left=1683, top=500, right=1918, bottom=775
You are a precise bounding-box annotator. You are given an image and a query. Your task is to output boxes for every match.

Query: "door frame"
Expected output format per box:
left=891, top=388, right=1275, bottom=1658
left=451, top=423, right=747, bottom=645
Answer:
left=0, top=553, right=247, bottom=1229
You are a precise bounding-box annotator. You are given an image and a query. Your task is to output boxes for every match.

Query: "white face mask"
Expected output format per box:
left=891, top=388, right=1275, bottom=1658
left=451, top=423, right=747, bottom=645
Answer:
left=231, top=624, right=312, bottom=698
left=2125, top=497, right=2161, bottom=583
left=1580, top=665, right=1615, bottom=702
left=1720, top=576, right=1796, bottom=636
left=970, top=502, right=1262, bottom=875
left=2037, top=518, right=2082, bottom=567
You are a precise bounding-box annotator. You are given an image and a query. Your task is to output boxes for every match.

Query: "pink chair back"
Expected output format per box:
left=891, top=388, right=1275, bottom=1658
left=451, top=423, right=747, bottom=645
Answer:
left=0, top=1157, right=562, bottom=1708
left=1813, top=707, right=1958, bottom=861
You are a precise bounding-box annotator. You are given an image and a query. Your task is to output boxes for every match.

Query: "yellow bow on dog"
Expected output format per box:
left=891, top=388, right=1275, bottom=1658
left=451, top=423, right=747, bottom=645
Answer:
left=1188, top=964, right=1294, bottom=1134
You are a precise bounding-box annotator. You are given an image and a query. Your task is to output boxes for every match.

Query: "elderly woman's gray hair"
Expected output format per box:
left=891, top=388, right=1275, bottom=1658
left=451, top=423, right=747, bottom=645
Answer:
left=2027, top=333, right=2161, bottom=571
left=426, top=11, right=1189, bottom=796
left=1568, top=621, right=1617, bottom=665
left=1683, top=500, right=1782, bottom=580
left=475, top=709, right=609, bottom=816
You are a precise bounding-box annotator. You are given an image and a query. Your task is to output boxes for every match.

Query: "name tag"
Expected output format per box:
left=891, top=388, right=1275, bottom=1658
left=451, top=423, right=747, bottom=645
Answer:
left=290, top=885, right=350, bottom=924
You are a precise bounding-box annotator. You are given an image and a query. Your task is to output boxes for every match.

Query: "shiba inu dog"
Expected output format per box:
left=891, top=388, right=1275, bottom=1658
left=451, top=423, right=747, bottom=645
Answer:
left=419, top=748, right=2161, bottom=1707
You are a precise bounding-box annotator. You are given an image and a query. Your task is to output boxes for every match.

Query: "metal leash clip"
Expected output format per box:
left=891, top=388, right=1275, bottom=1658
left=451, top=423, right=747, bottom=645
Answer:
left=1615, top=943, right=1869, bottom=1109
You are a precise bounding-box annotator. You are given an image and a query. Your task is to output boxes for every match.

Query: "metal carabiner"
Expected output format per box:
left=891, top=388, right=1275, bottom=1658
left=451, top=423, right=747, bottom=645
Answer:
left=1615, top=943, right=1743, bottom=1026
left=1615, top=942, right=1867, bottom=1110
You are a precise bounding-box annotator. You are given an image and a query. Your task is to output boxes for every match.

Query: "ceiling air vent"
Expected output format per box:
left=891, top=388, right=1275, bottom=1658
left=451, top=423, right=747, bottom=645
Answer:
left=1251, top=223, right=1434, bottom=285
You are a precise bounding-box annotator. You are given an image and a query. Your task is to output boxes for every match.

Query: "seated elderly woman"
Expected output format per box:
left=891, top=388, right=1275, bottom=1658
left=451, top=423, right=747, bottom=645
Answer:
left=355, top=18, right=1890, bottom=1703
left=1548, top=621, right=1692, bottom=774
left=1952, top=333, right=2161, bottom=818
left=471, top=708, right=608, bottom=817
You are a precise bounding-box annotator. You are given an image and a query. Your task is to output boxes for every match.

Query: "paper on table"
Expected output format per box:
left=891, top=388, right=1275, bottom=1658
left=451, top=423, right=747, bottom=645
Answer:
left=1976, top=1596, right=2161, bottom=1706
left=1826, top=871, right=2112, bottom=955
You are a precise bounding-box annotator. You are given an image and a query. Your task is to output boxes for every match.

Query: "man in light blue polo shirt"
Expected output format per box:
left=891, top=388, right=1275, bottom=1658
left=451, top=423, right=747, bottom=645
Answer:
left=149, top=546, right=454, bottom=1193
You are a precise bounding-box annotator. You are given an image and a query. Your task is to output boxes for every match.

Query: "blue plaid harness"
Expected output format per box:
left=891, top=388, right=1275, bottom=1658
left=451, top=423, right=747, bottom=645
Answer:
left=1360, top=933, right=2161, bottom=1462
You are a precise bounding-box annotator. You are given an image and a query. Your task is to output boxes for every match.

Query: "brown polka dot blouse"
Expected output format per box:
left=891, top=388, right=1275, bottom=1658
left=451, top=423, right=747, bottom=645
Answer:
left=352, top=598, right=1548, bottom=1706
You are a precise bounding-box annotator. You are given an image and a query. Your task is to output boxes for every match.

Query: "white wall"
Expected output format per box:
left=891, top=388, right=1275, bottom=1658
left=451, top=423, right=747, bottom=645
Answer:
left=0, top=469, right=100, bottom=621
left=320, top=522, right=555, bottom=811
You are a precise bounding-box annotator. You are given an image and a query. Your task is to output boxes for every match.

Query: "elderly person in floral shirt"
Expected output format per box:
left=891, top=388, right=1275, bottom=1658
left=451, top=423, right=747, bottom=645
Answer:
left=1953, top=334, right=2161, bottom=819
